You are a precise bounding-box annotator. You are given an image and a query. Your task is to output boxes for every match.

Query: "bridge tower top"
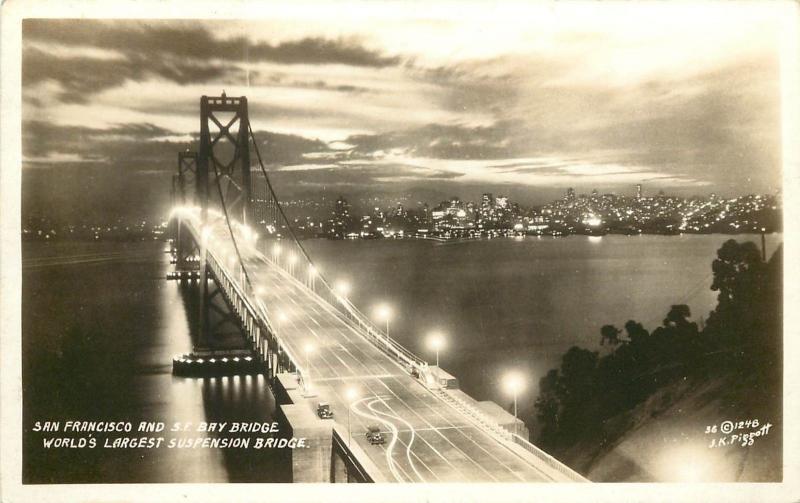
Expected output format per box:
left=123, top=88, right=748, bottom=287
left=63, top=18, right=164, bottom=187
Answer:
left=197, top=94, right=253, bottom=227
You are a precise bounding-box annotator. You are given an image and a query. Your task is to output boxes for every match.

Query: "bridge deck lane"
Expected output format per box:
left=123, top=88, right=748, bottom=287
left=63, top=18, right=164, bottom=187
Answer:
left=202, top=221, right=556, bottom=482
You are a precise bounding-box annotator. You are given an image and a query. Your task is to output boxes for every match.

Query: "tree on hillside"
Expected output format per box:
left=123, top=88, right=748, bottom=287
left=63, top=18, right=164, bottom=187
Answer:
left=530, top=239, right=782, bottom=454
left=534, top=369, right=561, bottom=448
left=624, top=320, right=649, bottom=346
left=600, top=325, right=622, bottom=346
left=706, top=239, right=771, bottom=351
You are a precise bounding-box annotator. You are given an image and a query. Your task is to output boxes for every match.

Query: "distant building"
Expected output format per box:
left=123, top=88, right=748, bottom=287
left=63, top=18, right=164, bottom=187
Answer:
left=636, top=184, right=642, bottom=200
left=329, top=196, right=356, bottom=238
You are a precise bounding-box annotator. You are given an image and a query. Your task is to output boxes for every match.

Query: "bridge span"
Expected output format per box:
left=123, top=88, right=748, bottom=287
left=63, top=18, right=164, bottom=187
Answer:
left=172, top=207, right=585, bottom=483
left=167, top=93, right=587, bottom=483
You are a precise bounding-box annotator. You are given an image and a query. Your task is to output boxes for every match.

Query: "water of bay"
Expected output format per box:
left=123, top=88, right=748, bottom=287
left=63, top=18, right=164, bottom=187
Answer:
left=21, top=233, right=781, bottom=482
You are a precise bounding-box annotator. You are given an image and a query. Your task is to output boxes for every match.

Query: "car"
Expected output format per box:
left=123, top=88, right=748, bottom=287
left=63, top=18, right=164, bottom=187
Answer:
left=409, top=366, right=420, bottom=379
left=366, top=425, right=385, bottom=445
left=316, top=402, right=333, bottom=419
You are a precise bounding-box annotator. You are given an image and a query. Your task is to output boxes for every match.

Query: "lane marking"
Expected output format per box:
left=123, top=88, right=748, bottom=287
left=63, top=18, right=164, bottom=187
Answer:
left=368, top=398, right=427, bottom=483
left=239, top=248, right=553, bottom=480
left=350, top=397, right=405, bottom=482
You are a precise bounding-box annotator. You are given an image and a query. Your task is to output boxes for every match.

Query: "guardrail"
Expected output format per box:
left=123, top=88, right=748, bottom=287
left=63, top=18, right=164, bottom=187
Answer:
left=259, top=235, right=429, bottom=373
left=435, top=389, right=511, bottom=441
left=510, top=433, right=589, bottom=482
left=177, top=207, right=427, bottom=379
left=175, top=208, right=589, bottom=483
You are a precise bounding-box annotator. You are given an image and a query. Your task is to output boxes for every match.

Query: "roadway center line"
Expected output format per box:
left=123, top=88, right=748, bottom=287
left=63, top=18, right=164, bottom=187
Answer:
left=311, top=374, right=403, bottom=382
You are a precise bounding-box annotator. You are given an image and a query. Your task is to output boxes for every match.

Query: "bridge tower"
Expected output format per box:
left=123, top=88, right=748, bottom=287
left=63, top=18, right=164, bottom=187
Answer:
left=197, top=93, right=254, bottom=348
left=174, top=150, right=200, bottom=271
left=197, top=93, right=254, bottom=225
left=171, top=94, right=287, bottom=378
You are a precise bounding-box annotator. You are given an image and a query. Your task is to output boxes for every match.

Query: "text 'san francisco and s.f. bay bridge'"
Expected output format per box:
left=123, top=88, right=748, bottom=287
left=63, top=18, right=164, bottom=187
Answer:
left=168, top=93, right=587, bottom=483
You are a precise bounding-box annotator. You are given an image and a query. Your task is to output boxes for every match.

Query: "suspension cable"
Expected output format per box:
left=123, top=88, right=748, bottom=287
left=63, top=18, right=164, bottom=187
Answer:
left=247, top=123, right=427, bottom=369
left=210, top=156, right=255, bottom=294
left=248, top=122, right=316, bottom=264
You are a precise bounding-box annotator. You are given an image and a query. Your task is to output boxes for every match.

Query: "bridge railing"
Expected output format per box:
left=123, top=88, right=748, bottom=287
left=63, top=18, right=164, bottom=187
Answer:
left=510, top=433, right=589, bottom=482
left=261, top=233, right=428, bottom=372
left=173, top=205, right=429, bottom=381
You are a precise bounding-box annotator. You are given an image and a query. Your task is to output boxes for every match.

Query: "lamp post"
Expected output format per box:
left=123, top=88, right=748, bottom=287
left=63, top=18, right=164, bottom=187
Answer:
left=272, top=243, right=282, bottom=264
left=308, top=265, right=317, bottom=290
left=345, top=387, right=358, bottom=447
left=504, top=372, right=525, bottom=437
left=375, top=303, right=392, bottom=336
left=304, top=342, right=314, bottom=392
left=427, top=332, right=445, bottom=369
left=335, top=281, right=351, bottom=303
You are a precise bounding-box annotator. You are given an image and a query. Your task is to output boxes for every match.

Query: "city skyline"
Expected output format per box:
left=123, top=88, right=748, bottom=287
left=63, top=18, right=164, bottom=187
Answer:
left=23, top=185, right=781, bottom=242
left=21, top=5, right=786, bottom=223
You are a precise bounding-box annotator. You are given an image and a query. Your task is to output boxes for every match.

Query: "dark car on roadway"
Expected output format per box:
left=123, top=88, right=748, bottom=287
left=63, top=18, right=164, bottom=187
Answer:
left=316, top=402, right=334, bottom=419
left=366, top=425, right=385, bottom=445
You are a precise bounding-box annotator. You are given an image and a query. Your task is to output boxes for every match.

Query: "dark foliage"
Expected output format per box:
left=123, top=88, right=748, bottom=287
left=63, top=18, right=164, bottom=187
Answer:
left=533, top=239, right=782, bottom=450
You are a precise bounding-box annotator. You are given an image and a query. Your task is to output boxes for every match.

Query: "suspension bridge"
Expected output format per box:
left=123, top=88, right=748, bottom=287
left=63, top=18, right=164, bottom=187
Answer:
left=168, top=93, right=587, bottom=483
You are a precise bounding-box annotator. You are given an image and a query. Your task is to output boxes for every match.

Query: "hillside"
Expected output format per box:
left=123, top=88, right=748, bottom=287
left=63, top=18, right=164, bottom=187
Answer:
left=559, top=365, right=782, bottom=482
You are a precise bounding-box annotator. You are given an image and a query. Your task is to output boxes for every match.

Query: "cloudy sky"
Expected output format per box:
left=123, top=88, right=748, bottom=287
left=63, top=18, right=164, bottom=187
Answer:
left=21, top=4, right=786, bottom=221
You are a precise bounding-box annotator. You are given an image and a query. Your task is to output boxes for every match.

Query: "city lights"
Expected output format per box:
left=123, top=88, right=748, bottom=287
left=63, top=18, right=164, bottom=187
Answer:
left=583, top=214, right=602, bottom=227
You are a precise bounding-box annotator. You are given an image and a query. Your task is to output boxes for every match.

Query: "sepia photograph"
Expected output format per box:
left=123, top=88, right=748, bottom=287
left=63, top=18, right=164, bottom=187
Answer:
left=1, top=1, right=798, bottom=501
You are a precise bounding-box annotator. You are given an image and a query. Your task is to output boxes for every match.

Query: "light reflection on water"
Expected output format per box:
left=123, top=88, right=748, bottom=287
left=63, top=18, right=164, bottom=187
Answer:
left=23, top=235, right=782, bottom=483
left=22, top=241, right=288, bottom=483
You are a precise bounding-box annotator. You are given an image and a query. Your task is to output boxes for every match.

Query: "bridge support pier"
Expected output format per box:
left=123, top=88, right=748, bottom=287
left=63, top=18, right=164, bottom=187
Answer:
left=331, top=446, right=349, bottom=483
left=274, top=374, right=334, bottom=483
left=273, top=373, right=381, bottom=483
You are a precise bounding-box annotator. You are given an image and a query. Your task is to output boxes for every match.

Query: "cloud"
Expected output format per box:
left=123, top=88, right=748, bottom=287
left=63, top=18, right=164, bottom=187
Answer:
left=19, top=10, right=786, bottom=223
left=344, top=121, right=528, bottom=160
left=23, top=19, right=399, bottom=67
left=22, top=120, right=327, bottom=172
left=22, top=19, right=402, bottom=105
left=23, top=45, right=243, bottom=104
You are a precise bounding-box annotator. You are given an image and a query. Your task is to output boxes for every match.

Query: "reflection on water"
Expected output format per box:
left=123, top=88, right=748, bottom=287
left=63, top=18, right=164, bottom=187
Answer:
left=22, top=241, right=288, bottom=483
left=303, top=233, right=783, bottom=410
left=22, top=234, right=782, bottom=483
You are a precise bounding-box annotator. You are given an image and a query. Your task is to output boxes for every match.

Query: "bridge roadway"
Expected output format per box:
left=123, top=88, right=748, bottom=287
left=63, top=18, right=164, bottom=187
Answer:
left=193, top=213, right=567, bottom=482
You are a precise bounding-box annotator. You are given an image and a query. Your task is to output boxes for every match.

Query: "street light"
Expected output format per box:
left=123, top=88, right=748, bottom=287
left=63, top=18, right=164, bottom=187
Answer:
left=427, top=332, right=445, bottom=369
left=503, top=372, right=525, bottom=436
left=335, top=280, right=351, bottom=301
left=308, top=264, right=317, bottom=289
left=375, top=303, right=392, bottom=336
left=345, top=387, right=359, bottom=447
left=304, top=342, right=315, bottom=392
left=272, top=243, right=282, bottom=264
